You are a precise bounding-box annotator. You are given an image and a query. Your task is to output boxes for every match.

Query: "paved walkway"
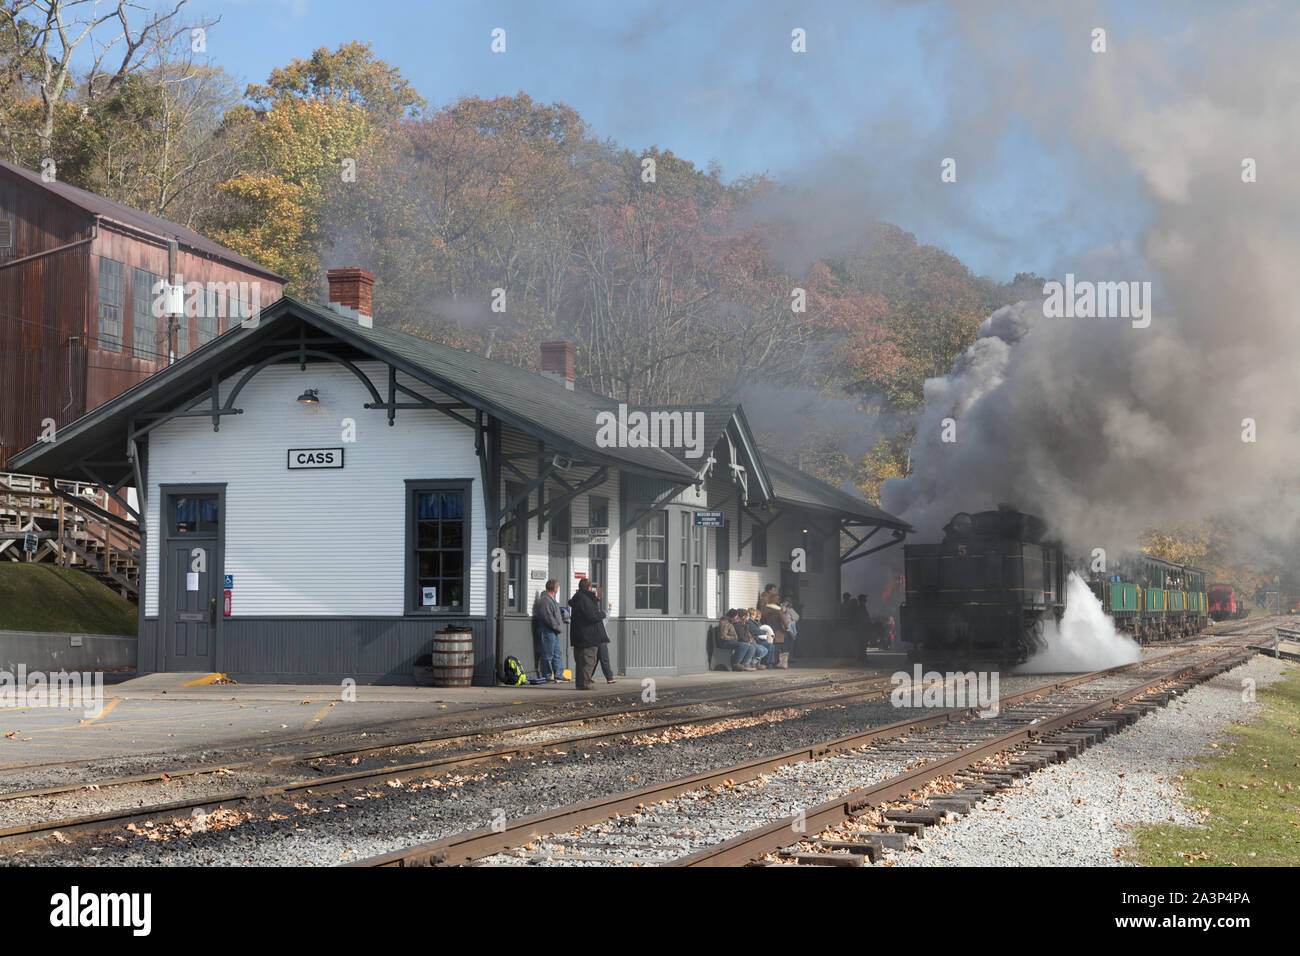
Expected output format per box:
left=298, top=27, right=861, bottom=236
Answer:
left=0, top=658, right=901, bottom=769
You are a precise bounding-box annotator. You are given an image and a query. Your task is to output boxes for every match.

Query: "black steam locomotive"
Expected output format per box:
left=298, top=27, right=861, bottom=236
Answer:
left=900, top=507, right=1066, bottom=668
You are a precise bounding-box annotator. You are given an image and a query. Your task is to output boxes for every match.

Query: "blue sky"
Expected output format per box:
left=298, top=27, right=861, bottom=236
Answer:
left=178, top=0, right=1155, bottom=282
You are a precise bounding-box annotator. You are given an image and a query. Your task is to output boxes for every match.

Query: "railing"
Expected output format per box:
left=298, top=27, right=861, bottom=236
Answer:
left=1271, top=624, right=1300, bottom=660
left=0, top=470, right=140, bottom=600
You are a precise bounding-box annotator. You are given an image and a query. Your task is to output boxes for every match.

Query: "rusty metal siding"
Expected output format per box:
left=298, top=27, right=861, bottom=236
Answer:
left=84, top=226, right=285, bottom=413
left=0, top=167, right=285, bottom=465
left=0, top=173, right=91, bottom=466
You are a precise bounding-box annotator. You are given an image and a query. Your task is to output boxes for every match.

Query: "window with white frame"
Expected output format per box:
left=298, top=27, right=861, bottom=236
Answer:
left=634, top=510, right=667, bottom=611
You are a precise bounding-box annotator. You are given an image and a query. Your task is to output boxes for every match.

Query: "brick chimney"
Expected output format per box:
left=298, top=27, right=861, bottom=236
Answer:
left=540, top=341, right=575, bottom=390
left=326, top=267, right=374, bottom=328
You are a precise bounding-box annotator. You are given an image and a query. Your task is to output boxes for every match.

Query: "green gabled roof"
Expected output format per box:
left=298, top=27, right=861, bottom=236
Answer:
left=763, top=456, right=912, bottom=531
left=10, top=294, right=914, bottom=535
left=286, top=299, right=697, bottom=481
left=11, top=296, right=696, bottom=485
left=636, top=403, right=774, bottom=501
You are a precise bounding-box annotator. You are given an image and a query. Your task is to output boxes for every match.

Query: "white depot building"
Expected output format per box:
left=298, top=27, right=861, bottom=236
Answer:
left=13, top=269, right=910, bottom=683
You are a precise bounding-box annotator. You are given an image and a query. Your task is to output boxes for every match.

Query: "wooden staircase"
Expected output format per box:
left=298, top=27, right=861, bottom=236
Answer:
left=0, top=471, right=140, bottom=603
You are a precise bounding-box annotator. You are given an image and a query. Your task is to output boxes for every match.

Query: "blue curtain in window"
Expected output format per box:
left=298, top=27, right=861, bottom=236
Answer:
left=176, top=498, right=197, bottom=526
left=417, top=491, right=463, bottom=520
left=175, top=497, right=219, bottom=527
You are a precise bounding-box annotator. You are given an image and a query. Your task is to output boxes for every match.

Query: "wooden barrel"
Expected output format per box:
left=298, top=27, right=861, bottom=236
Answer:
left=431, top=627, right=474, bottom=687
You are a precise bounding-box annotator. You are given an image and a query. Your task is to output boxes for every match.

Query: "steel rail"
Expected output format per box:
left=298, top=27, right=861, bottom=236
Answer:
left=0, top=669, right=897, bottom=799
left=672, top=648, right=1253, bottom=866
left=0, top=674, right=915, bottom=852
left=356, top=641, right=1249, bottom=867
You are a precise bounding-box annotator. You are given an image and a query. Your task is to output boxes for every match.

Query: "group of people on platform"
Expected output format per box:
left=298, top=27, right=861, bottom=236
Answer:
left=531, top=577, right=617, bottom=690
left=715, top=584, right=800, bottom=671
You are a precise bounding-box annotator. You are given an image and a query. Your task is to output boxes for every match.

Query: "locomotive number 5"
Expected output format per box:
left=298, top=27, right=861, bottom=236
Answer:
left=957, top=544, right=967, bottom=555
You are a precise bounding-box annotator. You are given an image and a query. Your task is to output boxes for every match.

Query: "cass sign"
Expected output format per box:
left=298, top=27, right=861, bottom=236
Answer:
left=287, top=447, right=345, bottom=470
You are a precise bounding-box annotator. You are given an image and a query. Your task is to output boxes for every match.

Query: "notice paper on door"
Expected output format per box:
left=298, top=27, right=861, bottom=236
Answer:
left=186, top=572, right=199, bottom=591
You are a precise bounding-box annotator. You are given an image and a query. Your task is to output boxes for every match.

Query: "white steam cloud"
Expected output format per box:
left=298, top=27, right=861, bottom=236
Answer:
left=1016, top=572, right=1140, bottom=674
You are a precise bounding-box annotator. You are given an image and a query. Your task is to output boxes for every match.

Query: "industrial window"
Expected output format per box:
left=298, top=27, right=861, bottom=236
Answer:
left=407, top=483, right=469, bottom=614
left=588, top=495, right=609, bottom=599
left=503, top=481, right=527, bottom=612
left=750, top=519, right=768, bottom=567
left=634, top=510, right=667, bottom=611
left=196, top=288, right=219, bottom=346
left=0, top=218, right=12, bottom=248
left=167, top=312, right=189, bottom=359
left=97, top=257, right=124, bottom=351
left=133, top=268, right=159, bottom=360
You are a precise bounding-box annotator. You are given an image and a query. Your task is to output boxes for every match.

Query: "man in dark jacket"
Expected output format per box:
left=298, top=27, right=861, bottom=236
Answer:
left=568, top=577, right=610, bottom=690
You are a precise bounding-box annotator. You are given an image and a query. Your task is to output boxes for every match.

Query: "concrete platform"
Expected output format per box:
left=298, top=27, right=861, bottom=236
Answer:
left=0, top=662, right=887, bottom=771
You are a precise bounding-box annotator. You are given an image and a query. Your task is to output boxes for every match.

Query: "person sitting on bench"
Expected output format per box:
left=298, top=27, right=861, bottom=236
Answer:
left=718, top=609, right=759, bottom=670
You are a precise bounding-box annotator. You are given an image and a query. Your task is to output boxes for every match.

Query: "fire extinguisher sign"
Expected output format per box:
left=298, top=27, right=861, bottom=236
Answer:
left=223, top=589, right=232, bottom=617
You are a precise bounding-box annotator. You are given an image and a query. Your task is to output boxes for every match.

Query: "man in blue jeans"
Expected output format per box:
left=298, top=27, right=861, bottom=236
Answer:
left=531, top=579, right=567, bottom=682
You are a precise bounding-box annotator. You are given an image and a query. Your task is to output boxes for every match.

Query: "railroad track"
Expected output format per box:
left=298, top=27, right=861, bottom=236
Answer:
left=0, top=669, right=890, bottom=784
left=0, top=670, right=916, bottom=854
left=357, top=636, right=1259, bottom=867
left=0, top=669, right=912, bottom=802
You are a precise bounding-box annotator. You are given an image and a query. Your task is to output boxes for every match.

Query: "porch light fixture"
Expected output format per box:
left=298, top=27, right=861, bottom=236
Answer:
left=297, top=388, right=320, bottom=405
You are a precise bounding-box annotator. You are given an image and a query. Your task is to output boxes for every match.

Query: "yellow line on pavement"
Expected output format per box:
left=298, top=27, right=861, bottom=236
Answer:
left=305, top=701, right=337, bottom=728
left=178, top=673, right=227, bottom=687
left=77, top=697, right=121, bottom=726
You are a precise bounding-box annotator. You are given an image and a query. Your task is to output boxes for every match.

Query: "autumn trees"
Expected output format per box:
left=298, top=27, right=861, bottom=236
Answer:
left=0, top=26, right=1027, bottom=508
left=0, top=0, right=210, bottom=164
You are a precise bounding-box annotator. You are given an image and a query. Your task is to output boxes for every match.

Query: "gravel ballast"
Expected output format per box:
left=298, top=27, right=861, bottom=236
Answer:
left=887, top=655, right=1292, bottom=866
left=2, top=672, right=1060, bottom=866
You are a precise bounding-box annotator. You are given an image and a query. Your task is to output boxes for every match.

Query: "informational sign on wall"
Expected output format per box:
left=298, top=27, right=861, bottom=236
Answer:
left=529, top=569, right=547, bottom=581
left=186, top=572, right=199, bottom=591
left=22, top=533, right=38, bottom=554
left=422, top=586, right=437, bottom=606
left=223, top=590, right=232, bottom=617
left=694, top=511, right=725, bottom=527
left=571, top=526, right=609, bottom=545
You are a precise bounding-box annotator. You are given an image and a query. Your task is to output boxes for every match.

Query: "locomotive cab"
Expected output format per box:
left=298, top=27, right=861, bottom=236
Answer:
left=900, top=507, right=1066, bottom=668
